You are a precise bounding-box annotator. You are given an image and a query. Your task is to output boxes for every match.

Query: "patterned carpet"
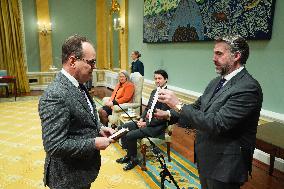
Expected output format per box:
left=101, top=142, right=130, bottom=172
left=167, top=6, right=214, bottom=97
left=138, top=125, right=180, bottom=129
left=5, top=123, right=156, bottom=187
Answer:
left=0, top=96, right=200, bottom=189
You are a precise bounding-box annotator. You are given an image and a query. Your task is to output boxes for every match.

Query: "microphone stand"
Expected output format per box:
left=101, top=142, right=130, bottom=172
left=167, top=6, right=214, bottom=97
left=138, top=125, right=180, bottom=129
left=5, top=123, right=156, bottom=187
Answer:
left=113, top=100, right=180, bottom=189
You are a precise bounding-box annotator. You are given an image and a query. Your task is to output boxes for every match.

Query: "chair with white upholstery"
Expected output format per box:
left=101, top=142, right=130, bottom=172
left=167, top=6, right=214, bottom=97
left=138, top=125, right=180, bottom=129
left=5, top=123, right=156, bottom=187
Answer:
left=102, top=72, right=144, bottom=126
left=139, top=124, right=174, bottom=171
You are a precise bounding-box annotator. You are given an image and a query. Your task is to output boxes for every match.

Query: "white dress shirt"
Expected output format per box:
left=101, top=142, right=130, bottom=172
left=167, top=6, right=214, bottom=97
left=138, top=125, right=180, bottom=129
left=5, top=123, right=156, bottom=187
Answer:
left=61, top=69, right=94, bottom=115
left=223, top=66, right=244, bottom=86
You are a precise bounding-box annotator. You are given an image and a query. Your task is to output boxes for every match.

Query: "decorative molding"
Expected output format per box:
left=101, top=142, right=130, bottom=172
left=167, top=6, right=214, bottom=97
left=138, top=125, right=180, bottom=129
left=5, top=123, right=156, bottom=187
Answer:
left=27, top=70, right=117, bottom=90
left=254, top=149, right=284, bottom=172
left=27, top=71, right=58, bottom=90
left=30, top=85, right=49, bottom=90
left=93, top=69, right=118, bottom=89
left=27, top=71, right=58, bottom=75
left=260, top=109, right=284, bottom=124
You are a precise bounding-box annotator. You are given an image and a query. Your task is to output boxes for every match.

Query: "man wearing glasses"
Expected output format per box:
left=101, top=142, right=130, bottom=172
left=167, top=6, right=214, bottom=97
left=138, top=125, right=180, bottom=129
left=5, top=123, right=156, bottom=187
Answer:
left=39, top=34, right=115, bottom=189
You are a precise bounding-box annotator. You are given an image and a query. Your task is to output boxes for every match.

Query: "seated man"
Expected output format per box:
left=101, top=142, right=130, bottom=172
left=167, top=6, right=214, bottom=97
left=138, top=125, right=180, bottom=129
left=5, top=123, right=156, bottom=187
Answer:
left=99, top=70, right=135, bottom=126
left=116, top=69, right=173, bottom=171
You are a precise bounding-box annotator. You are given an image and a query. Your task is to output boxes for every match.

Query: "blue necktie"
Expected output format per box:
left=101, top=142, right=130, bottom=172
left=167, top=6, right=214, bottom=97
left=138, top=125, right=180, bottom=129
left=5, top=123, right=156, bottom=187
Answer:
left=213, top=78, right=226, bottom=95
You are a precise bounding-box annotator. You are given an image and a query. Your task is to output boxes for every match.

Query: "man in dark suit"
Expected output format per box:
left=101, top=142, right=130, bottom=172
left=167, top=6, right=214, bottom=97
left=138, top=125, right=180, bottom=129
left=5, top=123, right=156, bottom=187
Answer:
left=156, top=35, right=263, bottom=189
left=39, top=35, right=115, bottom=189
left=116, top=70, right=172, bottom=171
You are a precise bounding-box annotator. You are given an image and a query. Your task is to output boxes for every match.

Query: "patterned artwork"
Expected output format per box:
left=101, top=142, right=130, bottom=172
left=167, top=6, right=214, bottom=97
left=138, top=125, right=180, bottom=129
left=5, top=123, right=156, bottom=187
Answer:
left=143, top=0, right=276, bottom=43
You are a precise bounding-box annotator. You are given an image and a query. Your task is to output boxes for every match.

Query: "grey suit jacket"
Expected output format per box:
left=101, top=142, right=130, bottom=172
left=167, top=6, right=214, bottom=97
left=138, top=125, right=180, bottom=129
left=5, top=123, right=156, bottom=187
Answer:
left=38, top=72, right=102, bottom=188
left=173, top=68, right=263, bottom=183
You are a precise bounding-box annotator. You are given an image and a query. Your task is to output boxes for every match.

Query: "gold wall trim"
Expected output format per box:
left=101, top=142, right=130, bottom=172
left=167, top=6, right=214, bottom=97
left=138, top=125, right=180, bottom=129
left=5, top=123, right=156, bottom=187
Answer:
left=109, top=9, right=114, bottom=70
left=96, top=0, right=109, bottom=69
left=119, top=0, right=128, bottom=71
left=35, top=0, right=53, bottom=72
left=96, top=0, right=128, bottom=71
left=18, top=0, right=28, bottom=71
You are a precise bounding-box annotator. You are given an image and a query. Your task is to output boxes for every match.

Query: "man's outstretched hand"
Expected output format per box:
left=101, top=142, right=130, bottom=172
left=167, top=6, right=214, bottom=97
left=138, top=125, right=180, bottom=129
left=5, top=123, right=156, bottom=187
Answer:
left=158, top=89, right=180, bottom=108
left=154, top=109, right=170, bottom=120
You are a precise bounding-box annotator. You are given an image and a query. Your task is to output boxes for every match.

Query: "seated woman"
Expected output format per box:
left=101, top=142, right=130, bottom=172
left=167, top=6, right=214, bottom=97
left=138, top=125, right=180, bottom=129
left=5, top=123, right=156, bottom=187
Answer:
left=98, top=70, right=135, bottom=126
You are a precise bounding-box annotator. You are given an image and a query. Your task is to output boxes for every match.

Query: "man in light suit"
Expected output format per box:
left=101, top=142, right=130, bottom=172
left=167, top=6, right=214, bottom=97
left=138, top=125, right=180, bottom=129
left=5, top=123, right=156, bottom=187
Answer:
left=155, top=35, right=263, bottom=189
left=39, top=35, right=115, bottom=189
left=116, top=70, right=174, bottom=171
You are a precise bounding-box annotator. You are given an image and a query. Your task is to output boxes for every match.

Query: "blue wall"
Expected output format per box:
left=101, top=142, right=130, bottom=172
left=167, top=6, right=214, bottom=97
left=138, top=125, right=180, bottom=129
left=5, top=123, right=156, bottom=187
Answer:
left=128, top=0, right=284, bottom=114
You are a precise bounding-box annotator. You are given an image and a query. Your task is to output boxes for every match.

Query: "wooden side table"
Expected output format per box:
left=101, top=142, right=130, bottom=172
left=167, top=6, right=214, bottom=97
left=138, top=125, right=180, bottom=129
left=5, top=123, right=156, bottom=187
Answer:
left=256, top=121, right=284, bottom=175
left=0, top=76, right=17, bottom=101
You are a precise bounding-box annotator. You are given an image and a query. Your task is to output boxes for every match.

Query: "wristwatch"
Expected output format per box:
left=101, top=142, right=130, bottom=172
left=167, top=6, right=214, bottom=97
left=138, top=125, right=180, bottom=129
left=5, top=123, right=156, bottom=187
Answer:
left=174, top=102, right=184, bottom=113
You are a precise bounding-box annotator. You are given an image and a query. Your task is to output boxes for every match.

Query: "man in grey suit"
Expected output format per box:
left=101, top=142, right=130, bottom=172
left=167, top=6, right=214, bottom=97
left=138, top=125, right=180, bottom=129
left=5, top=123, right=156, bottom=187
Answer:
left=155, top=35, right=263, bottom=189
left=39, top=35, right=115, bottom=189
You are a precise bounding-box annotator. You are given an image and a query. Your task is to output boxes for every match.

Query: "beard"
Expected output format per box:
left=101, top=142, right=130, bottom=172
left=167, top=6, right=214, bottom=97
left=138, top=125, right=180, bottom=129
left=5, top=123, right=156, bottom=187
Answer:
left=215, top=66, right=228, bottom=76
left=215, top=62, right=233, bottom=76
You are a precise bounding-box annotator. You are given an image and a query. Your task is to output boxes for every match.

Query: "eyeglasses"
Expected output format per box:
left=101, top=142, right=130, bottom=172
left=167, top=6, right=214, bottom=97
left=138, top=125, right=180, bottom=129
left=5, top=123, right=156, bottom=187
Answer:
left=75, top=56, right=96, bottom=67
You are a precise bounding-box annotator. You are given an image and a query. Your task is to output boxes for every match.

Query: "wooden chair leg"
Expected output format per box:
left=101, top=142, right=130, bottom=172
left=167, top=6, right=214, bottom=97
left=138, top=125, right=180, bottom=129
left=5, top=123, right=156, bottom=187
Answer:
left=269, top=154, right=275, bottom=176
left=166, top=142, right=171, bottom=162
left=5, top=86, right=9, bottom=97
left=141, top=144, right=147, bottom=171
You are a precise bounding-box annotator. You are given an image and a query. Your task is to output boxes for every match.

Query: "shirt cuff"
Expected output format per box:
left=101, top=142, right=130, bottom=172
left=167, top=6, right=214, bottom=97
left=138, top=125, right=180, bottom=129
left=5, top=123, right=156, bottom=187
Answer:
left=166, top=110, right=171, bottom=121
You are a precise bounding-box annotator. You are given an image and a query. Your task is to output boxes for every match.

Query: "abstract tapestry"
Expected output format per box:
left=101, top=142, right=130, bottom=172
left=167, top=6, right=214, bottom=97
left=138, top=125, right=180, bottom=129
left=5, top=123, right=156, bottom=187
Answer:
left=143, top=0, right=276, bottom=43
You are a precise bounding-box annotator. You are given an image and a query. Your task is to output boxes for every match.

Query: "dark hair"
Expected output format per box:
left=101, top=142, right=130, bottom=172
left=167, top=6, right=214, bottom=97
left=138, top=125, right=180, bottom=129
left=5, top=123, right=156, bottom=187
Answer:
left=133, top=51, right=141, bottom=58
left=61, top=34, right=90, bottom=64
left=154, top=69, right=168, bottom=80
left=215, top=35, right=249, bottom=65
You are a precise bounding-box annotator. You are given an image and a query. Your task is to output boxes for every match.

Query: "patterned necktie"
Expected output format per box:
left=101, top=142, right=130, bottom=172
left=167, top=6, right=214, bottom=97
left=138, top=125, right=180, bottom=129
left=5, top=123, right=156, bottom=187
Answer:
left=213, top=78, right=226, bottom=95
left=78, top=84, right=87, bottom=97
left=147, top=87, right=161, bottom=123
left=78, top=84, right=94, bottom=115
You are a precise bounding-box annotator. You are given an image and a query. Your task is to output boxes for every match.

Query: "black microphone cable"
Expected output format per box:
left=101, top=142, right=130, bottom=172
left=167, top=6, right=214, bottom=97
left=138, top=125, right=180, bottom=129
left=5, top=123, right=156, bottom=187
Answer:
left=113, top=99, right=180, bottom=189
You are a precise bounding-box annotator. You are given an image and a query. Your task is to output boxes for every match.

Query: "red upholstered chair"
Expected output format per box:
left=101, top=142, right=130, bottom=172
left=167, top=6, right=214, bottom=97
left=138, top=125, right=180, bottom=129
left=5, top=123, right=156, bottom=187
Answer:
left=0, top=70, right=9, bottom=97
